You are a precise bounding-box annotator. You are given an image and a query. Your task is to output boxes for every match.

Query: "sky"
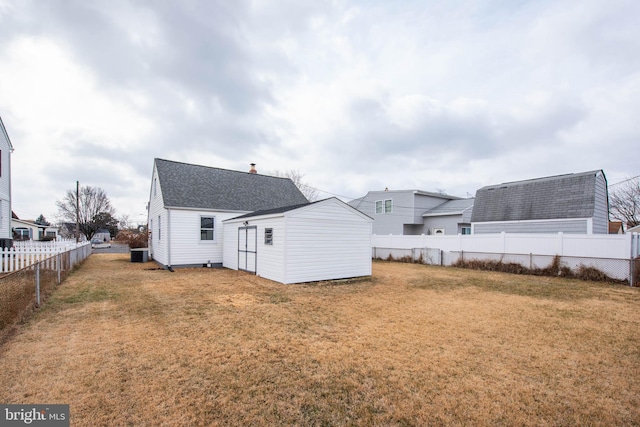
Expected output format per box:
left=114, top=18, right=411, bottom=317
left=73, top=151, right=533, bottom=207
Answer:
left=0, top=0, right=638, bottom=226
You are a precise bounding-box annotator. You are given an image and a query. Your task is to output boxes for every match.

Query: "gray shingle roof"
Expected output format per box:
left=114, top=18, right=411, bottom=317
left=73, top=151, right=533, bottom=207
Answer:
left=155, top=158, right=309, bottom=211
left=422, top=198, right=474, bottom=217
left=471, top=170, right=602, bottom=223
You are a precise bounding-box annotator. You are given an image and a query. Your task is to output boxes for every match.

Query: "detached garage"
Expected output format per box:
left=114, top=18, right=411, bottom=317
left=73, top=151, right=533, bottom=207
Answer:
left=222, top=197, right=373, bottom=284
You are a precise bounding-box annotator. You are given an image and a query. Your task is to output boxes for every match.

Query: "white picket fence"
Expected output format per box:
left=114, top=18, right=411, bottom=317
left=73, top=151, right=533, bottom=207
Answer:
left=2, top=239, right=90, bottom=273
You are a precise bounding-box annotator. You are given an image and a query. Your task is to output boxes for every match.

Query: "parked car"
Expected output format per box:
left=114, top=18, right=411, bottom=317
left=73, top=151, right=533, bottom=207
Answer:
left=91, top=237, right=111, bottom=249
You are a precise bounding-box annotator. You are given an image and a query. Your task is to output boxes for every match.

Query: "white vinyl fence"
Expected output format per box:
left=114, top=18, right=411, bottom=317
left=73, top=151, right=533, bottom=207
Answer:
left=372, top=232, right=640, bottom=285
left=2, top=239, right=90, bottom=273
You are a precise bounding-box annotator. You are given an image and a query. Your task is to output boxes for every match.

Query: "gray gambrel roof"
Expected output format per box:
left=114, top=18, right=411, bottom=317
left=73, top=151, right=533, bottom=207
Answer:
left=471, top=170, right=604, bottom=223
left=154, top=159, right=308, bottom=212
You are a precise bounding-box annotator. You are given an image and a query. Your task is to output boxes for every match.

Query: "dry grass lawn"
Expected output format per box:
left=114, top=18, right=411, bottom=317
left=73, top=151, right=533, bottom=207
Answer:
left=1, top=254, right=639, bottom=426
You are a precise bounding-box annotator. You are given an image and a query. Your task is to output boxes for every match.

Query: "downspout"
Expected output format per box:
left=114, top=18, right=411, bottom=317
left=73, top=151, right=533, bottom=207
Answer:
left=167, top=209, right=173, bottom=272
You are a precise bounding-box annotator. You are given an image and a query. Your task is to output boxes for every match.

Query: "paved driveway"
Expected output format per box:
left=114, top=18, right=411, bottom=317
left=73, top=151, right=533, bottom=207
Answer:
left=91, top=242, right=130, bottom=254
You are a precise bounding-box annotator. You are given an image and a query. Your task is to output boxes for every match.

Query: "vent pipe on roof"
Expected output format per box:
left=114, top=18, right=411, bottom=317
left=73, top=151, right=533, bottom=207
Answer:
left=249, top=163, right=257, bottom=174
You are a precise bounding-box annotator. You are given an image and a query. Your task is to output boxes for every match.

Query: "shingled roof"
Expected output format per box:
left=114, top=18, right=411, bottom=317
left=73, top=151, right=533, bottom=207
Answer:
left=154, top=159, right=309, bottom=212
left=422, top=198, right=474, bottom=217
left=471, top=170, right=603, bottom=223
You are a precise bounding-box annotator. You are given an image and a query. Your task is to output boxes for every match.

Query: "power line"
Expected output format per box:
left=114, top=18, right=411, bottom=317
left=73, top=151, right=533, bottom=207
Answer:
left=609, top=175, right=640, bottom=187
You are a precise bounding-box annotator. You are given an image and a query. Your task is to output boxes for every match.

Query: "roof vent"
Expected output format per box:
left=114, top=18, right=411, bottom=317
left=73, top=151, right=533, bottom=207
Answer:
left=249, top=163, right=257, bottom=174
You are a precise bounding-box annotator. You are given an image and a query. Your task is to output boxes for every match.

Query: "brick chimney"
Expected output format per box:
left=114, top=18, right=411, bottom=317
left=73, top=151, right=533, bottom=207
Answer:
left=249, top=163, right=257, bottom=174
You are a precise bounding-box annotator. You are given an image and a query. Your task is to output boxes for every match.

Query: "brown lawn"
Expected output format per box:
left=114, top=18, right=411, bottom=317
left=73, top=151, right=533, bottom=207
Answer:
left=1, top=254, right=639, bottom=426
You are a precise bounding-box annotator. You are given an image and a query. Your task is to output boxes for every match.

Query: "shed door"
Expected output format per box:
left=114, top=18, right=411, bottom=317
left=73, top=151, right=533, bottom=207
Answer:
left=238, top=226, right=257, bottom=273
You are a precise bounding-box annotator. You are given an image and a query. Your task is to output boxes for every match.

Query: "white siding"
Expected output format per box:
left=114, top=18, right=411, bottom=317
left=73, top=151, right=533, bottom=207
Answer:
left=168, top=209, right=242, bottom=266
left=0, top=130, right=11, bottom=240
left=147, top=165, right=168, bottom=265
left=255, top=218, right=286, bottom=283
left=223, top=198, right=373, bottom=284
left=283, top=199, right=372, bottom=284
left=222, top=223, right=239, bottom=270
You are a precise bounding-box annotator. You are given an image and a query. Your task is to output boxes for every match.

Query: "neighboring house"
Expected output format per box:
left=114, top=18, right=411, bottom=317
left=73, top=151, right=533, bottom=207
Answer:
left=627, top=224, right=640, bottom=234
left=609, top=221, right=624, bottom=234
left=0, top=116, right=13, bottom=248
left=148, top=158, right=309, bottom=269
left=422, top=198, right=475, bottom=235
left=93, top=229, right=111, bottom=242
left=471, top=170, right=609, bottom=234
left=222, top=198, right=373, bottom=284
left=349, top=189, right=473, bottom=235
left=11, top=213, right=59, bottom=241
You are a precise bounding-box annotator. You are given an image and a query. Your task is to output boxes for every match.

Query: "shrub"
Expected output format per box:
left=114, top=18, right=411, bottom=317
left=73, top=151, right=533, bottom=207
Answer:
left=116, top=230, right=148, bottom=249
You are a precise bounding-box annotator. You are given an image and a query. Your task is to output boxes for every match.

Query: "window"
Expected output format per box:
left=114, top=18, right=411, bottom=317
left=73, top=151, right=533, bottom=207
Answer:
left=158, top=215, right=161, bottom=240
left=0, top=149, right=2, bottom=177
left=153, top=178, right=157, bottom=197
left=432, top=228, right=445, bottom=235
left=376, top=199, right=393, bottom=214
left=13, top=228, right=29, bottom=241
left=264, top=228, right=273, bottom=245
left=461, top=227, right=471, bottom=235
left=200, top=216, right=215, bottom=241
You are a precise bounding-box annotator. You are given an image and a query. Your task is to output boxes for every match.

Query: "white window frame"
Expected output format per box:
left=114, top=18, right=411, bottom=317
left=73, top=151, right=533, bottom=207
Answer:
left=264, top=228, right=273, bottom=245
left=376, top=199, right=392, bottom=214
left=461, top=226, right=471, bottom=235
left=200, top=216, right=216, bottom=242
left=158, top=215, right=161, bottom=241
left=432, top=227, right=445, bottom=235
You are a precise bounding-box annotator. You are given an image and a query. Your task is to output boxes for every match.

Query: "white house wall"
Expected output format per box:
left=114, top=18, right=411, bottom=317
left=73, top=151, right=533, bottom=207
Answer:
left=222, top=216, right=287, bottom=283
left=0, top=131, right=11, bottom=240
left=283, top=200, right=372, bottom=284
left=168, top=209, right=242, bottom=267
left=148, top=165, right=167, bottom=266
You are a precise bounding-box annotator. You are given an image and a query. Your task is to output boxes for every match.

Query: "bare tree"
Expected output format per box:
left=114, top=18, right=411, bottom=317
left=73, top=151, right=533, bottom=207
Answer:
left=609, top=177, right=640, bottom=228
left=270, top=169, right=319, bottom=201
left=56, top=185, right=117, bottom=240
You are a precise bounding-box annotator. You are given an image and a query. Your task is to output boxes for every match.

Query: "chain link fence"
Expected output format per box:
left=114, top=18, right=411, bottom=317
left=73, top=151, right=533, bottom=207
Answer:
left=372, top=247, right=637, bottom=286
left=0, top=243, right=91, bottom=343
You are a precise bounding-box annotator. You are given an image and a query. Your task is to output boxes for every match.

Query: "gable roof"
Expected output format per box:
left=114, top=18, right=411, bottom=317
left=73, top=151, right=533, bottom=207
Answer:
left=0, top=115, right=14, bottom=151
left=226, top=197, right=374, bottom=221
left=154, top=158, right=308, bottom=212
left=471, top=170, right=604, bottom=223
left=422, top=198, right=474, bottom=217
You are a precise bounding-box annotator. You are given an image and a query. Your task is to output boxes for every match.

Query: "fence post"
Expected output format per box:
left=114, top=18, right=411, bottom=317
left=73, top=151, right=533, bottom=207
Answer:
left=35, top=264, right=41, bottom=306
left=57, top=253, right=61, bottom=285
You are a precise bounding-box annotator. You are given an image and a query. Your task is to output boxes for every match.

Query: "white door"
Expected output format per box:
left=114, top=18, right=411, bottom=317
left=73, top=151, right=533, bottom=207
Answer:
left=238, top=226, right=257, bottom=273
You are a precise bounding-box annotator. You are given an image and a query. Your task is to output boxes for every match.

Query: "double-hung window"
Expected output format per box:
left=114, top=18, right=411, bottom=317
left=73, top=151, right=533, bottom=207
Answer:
left=376, top=199, right=393, bottom=214
left=200, top=216, right=215, bottom=241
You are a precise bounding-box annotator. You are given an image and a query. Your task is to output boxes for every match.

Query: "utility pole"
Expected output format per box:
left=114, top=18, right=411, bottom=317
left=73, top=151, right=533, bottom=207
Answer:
left=76, top=181, right=80, bottom=243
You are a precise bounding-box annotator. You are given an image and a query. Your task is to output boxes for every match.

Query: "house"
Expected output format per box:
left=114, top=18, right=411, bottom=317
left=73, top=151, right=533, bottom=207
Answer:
left=627, top=224, right=640, bottom=234
left=11, top=214, right=59, bottom=241
left=222, top=198, right=373, bottom=284
left=349, top=189, right=473, bottom=235
left=148, top=159, right=309, bottom=269
left=609, top=221, right=624, bottom=234
left=422, top=198, right=475, bottom=235
left=0, top=116, right=13, bottom=248
left=471, top=170, right=609, bottom=234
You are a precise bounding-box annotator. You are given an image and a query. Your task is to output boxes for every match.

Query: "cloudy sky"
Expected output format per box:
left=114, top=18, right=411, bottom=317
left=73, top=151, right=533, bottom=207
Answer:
left=1, top=0, right=638, bottom=225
